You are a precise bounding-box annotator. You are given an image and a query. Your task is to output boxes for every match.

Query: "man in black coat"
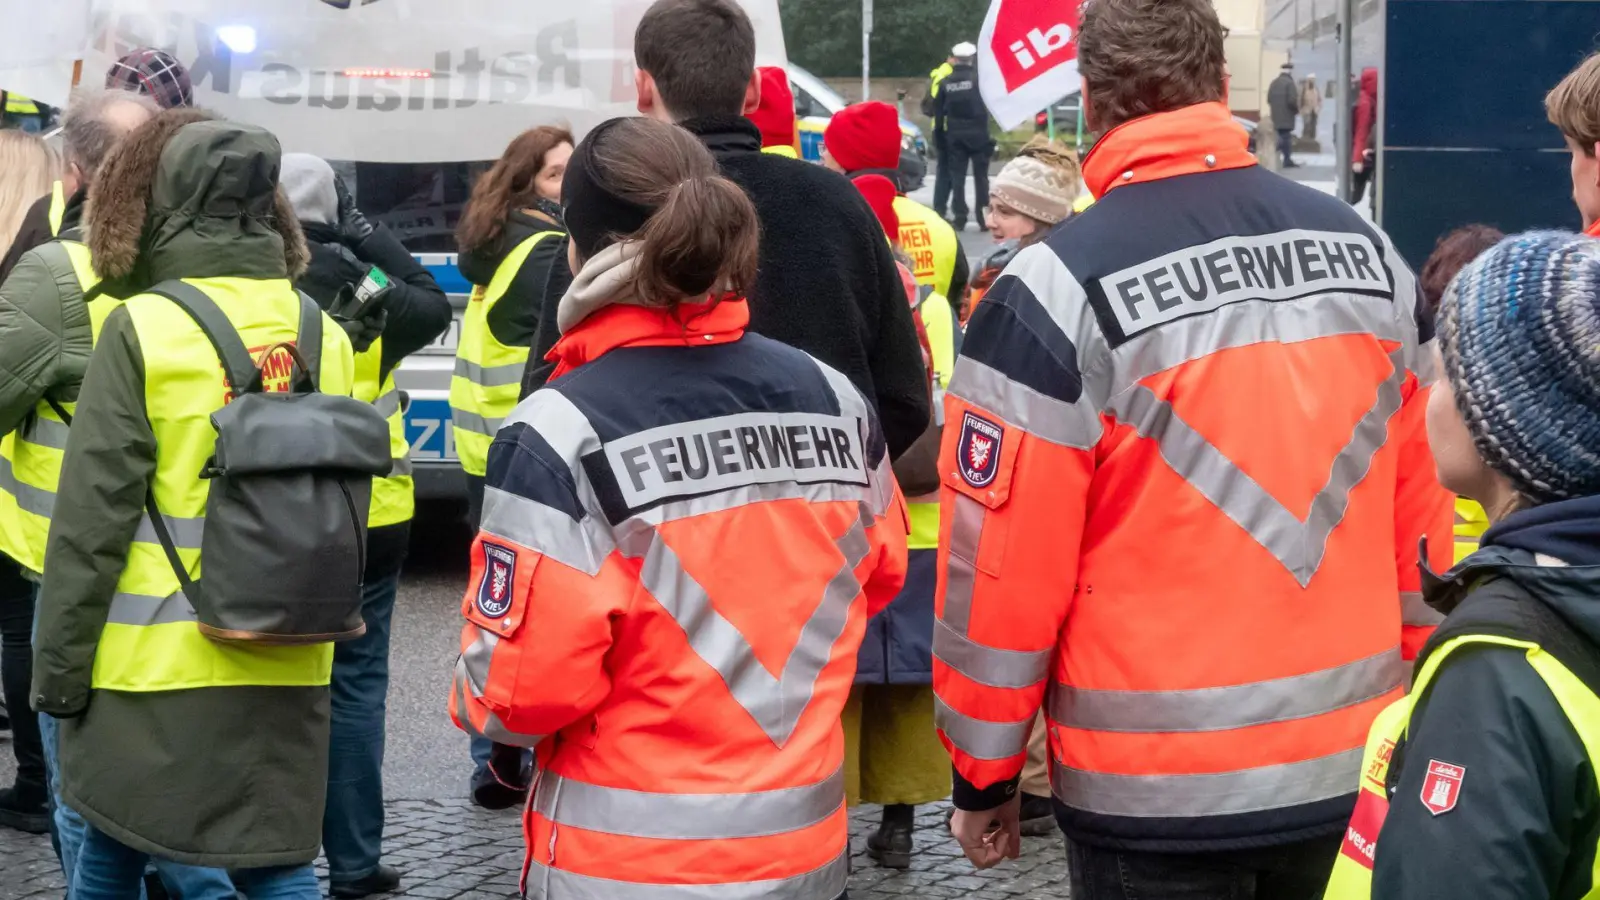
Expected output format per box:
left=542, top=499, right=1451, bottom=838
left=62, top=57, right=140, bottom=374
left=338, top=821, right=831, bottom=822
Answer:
left=524, top=0, right=929, bottom=458
left=933, top=47, right=993, bottom=232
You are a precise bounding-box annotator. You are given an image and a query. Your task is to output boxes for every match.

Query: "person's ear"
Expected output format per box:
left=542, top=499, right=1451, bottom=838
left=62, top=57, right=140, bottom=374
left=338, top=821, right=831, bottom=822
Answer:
left=1079, top=75, right=1095, bottom=132
left=741, top=70, right=762, bottom=116
left=1591, top=142, right=1600, bottom=183
left=635, top=69, right=655, bottom=116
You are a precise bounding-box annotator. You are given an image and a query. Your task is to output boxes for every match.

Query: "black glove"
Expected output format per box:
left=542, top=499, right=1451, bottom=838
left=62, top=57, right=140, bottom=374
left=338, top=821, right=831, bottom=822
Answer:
left=334, top=174, right=374, bottom=245
left=330, top=284, right=387, bottom=353
left=488, top=742, right=533, bottom=792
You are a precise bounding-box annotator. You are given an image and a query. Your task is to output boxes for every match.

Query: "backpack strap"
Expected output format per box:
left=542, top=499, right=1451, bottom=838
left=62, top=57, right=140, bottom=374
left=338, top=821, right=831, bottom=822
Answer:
left=295, top=291, right=323, bottom=391
left=147, top=281, right=265, bottom=396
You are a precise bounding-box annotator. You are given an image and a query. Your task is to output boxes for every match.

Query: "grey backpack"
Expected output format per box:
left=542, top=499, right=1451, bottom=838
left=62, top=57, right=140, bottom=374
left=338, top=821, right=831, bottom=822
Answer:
left=145, top=281, right=393, bottom=645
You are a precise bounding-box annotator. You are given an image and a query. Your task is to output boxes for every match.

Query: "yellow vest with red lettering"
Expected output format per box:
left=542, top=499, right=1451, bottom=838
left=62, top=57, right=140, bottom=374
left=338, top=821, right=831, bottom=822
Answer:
left=894, top=196, right=960, bottom=299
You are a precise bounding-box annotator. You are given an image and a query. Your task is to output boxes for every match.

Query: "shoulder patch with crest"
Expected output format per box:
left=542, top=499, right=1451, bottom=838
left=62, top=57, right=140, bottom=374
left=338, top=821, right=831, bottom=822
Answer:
left=476, top=542, right=517, bottom=619
left=1420, top=759, right=1464, bottom=816
left=958, top=411, right=1004, bottom=488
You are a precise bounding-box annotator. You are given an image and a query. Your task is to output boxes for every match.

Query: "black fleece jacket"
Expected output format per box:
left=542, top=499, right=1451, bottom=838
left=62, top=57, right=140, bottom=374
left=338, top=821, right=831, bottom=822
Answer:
left=522, top=118, right=930, bottom=460
left=295, top=221, right=452, bottom=580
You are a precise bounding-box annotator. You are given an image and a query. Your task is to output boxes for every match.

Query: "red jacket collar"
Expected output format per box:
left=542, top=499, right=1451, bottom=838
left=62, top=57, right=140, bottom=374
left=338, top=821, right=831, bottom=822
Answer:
left=1083, top=102, right=1256, bottom=199
left=547, top=297, right=748, bottom=378
left=1586, top=218, right=1600, bottom=237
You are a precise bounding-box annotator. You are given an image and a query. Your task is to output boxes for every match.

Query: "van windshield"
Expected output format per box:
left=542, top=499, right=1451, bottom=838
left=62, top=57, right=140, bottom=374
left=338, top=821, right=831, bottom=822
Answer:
left=336, top=161, right=493, bottom=254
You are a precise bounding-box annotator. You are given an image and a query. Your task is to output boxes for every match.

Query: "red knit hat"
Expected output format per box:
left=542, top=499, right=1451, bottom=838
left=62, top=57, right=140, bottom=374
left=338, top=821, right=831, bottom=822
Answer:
left=824, top=101, right=902, bottom=173
left=748, top=67, right=797, bottom=152
left=851, top=174, right=900, bottom=238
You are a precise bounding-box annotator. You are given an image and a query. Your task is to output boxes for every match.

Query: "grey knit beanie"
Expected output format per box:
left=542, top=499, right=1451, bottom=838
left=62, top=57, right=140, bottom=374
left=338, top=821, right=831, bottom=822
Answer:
left=989, top=137, right=1081, bottom=226
left=1438, top=230, right=1600, bottom=504
left=279, top=153, right=338, bottom=226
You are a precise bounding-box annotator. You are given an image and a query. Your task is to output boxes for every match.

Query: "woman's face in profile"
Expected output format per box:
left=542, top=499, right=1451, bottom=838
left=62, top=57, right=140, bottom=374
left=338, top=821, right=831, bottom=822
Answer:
left=537, top=142, right=574, bottom=203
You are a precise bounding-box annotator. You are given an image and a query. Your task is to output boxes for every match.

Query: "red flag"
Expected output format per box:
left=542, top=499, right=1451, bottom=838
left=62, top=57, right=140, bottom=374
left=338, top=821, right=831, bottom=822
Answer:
left=978, top=0, right=1081, bottom=129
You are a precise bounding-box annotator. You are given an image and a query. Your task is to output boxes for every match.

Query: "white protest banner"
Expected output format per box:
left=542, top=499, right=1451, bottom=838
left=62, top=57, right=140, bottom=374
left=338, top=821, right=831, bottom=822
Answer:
left=976, top=0, right=1080, bottom=130
left=75, top=0, right=786, bottom=162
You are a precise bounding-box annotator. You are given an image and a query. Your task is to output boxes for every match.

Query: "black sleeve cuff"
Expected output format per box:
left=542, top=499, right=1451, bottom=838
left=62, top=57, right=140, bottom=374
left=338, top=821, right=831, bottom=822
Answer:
left=952, top=767, right=1019, bottom=812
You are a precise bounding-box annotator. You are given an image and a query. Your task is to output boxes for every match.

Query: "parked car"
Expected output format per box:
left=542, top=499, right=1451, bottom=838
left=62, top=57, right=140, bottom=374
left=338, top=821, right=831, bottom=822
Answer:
left=787, top=63, right=929, bottom=191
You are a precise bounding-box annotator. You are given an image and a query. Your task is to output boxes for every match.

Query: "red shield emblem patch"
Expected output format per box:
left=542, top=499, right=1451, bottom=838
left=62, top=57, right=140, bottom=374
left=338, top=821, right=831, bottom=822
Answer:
left=1420, top=759, right=1465, bottom=816
left=957, top=412, right=1004, bottom=488
left=476, top=543, right=517, bottom=619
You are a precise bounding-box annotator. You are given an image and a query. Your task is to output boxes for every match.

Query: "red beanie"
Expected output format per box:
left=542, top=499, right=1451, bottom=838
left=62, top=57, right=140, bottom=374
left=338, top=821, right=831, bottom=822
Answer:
left=851, top=174, right=900, bottom=238
left=748, top=67, right=797, bottom=151
left=824, top=101, right=902, bottom=173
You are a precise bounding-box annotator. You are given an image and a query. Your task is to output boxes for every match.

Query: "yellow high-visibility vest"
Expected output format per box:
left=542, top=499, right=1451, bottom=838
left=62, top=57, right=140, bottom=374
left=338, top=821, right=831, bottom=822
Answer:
left=93, top=277, right=352, bottom=692
left=1454, top=498, right=1489, bottom=564
left=354, top=337, right=413, bottom=529
left=449, top=231, right=558, bottom=477
left=895, top=196, right=960, bottom=301
left=0, top=240, right=117, bottom=576
left=47, top=181, right=66, bottom=237
left=4, top=92, right=39, bottom=116
left=906, top=287, right=957, bottom=550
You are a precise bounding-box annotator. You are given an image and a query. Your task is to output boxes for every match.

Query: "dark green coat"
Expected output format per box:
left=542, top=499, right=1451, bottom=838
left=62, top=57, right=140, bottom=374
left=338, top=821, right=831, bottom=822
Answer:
left=31, top=115, right=331, bottom=869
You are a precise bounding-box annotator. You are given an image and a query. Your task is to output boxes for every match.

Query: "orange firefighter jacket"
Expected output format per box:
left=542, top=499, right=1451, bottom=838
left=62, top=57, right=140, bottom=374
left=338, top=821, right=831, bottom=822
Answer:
left=932, top=102, right=1453, bottom=851
left=450, top=297, right=908, bottom=898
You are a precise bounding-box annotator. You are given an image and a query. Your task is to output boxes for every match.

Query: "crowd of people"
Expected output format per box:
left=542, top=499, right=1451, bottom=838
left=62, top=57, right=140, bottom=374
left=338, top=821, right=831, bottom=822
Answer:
left=2, top=1, right=1600, bottom=899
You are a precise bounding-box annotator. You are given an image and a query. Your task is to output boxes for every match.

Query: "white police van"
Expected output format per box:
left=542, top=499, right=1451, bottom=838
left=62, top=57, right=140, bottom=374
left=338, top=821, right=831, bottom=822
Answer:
left=398, top=254, right=471, bottom=502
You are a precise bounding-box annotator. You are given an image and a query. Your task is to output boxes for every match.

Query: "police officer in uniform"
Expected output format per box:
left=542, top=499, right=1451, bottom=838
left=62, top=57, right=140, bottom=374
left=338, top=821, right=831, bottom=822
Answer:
left=932, top=43, right=993, bottom=232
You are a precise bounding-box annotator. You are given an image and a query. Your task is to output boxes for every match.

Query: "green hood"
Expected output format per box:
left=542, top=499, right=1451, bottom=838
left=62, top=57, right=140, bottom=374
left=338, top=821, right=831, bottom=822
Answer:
left=87, top=115, right=307, bottom=292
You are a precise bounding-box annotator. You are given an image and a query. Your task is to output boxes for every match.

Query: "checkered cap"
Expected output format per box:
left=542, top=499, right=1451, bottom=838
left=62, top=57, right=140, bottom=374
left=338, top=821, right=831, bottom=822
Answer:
left=105, top=49, right=193, bottom=109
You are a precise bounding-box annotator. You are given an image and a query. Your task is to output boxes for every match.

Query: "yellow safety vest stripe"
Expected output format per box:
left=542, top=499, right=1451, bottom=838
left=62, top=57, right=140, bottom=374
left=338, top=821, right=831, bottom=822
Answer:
left=1454, top=497, right=1489, bottom=565
left=355, top=336, right=413, bottom=529
left=95, top=277, right=346, bottom=692
left=906, top=291, right=957, bottom=550
left=0, top=240, right=113, bottom=575
left=1325, top=632, right=1600, bottom=898
left=894, top=196, right=959, bottom=300
left=450, top=230, right=558, bottom=476
left=762, top=144, right=799, bottom=158
left=47, top=181, right=65, bottom=237
left=5, top=92, right=39, bottom=115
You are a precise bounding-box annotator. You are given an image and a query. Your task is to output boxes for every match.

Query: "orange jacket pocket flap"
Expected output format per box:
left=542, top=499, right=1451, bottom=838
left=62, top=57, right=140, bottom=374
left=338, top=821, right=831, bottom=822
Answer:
left=942, top=408, right=1019, bottom=510
left=463, top=538, right=541, bottom=638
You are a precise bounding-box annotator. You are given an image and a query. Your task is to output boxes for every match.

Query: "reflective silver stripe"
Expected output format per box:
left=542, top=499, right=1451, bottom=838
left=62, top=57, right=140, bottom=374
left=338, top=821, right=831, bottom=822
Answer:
left=1401, top=591, right=1445, bottom=627
left=932, top=618, right=1050, bottom=689
left=451, top=657, right=545, bottom=748
left=388, top=456, right=414, bottom=478
left=451, top=409, right=503, bottom=437
left=20, top=415, right=69, bottom=450
left=372, top=390, right=402, bottom=420
left=105, top=590, right=196, bottom=626
left=939, top=493, right=985, bottom=635
left=454, top=357, right=526, bottom=388
left=480, top=486, right=612, bottom=577
left=1103, top=354, right=1405, bottom=587
left=934, top=695, right=1034, bottom=760
left=0, top=454, right=55, bottom=518
left=621, top=511, right=872, bottom=747
left=532, top=768, right=845, bottom=840
left=502, top=389, right=605, bottom=462
left=133, top=511, right=205, bottom=550
left=1048, top=648, right=1402, bottom=734
left=1052, top=747, right=1363, bottom=818
left=525, top=853, right=849, bottom=900
left=949, top=356, right=1102, bottom=449
left=461, top=627, right=499, bottom=693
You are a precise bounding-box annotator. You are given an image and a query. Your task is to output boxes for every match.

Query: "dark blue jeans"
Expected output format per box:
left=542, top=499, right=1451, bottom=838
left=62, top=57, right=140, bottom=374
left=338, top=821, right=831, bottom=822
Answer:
left=323, top=573, right=399, bottom=882
left=74, top=824, right=316, bottom=900
left=1067, top=835, right=1340, bottom=900
left=1278, top=128, right=1296, bottom=167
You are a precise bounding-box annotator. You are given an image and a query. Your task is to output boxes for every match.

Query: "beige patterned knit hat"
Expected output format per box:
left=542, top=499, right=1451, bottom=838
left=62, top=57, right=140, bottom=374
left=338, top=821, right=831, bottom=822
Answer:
left=990, top=137, right=1082, bottom=225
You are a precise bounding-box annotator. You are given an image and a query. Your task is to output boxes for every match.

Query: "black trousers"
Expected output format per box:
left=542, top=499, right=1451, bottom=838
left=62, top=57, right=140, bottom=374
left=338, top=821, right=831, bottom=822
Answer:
left=944, top=132, right=993, bottom=224
left=0, top=555, right=45, bottom=803
left=931, top=131, right=953, bottom=217
left=1067, top=834, right=1341, bottom=900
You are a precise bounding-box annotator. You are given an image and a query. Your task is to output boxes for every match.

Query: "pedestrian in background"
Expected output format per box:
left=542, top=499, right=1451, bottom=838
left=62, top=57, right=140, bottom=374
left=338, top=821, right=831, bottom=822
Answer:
left=1268, top=61, right=1300, bottom=168
left=31, top=111, right=354, bottom=900
left=281, top=152, right=451, bottom=899
left=935, top=0, right=1451, bottom=895
left=923, top=45, right=964, bottom=221
left=1326, top=232, right=1600, bottom=899
left=449, top=125, right=572, bottom=809
left=1300, top=73, right=1322, bottom=142
left=932, top=43, right=993, bottom=232
left=749, top=66, right=800, bottom=157
left=449, top=114, right=908, bottom=900
left=844, top=171, right=957, bottom=869
left=1546, top=50, right=1600, bottom=235
left=624, top=0, right=930, bottom=458
left=821, top=100, right=969, bottom=303
left=0, top=126, right=58, bottom=836
left=1351, top=68, right=1379, bottom=205
left=1416, top=225, right=1504, bottom=568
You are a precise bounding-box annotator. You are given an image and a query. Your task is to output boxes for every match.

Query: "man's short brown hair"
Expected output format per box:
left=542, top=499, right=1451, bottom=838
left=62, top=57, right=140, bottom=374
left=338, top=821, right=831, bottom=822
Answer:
left=1546, top=51, right=1600, bottom=157
left=635, top=0, right=756, bottom=121
left=1078, top=0, right=1227, bottom=131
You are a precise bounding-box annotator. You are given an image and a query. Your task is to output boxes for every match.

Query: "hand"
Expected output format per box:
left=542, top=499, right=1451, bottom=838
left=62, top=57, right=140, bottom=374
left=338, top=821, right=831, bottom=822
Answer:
left=1352, top=161, right=1364, bottom=174
left=950, top=794, right=1023, bottom=870
left=334, top=305, right=387, bottom=354
left=334, top=173, right=374, bottom=245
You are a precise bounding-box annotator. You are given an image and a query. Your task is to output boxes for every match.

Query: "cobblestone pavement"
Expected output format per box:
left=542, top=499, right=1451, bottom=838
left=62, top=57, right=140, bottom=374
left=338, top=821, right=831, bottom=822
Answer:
left=0, top=799, right=1069, bottom=900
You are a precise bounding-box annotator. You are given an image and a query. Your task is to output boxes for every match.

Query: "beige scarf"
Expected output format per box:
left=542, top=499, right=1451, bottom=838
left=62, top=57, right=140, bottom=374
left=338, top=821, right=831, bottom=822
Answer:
left=555, top=242, right=648, bottom=335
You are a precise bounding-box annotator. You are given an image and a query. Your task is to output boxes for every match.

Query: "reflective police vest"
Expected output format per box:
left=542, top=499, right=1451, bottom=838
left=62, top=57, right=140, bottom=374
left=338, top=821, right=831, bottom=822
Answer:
left=1325, top=611, right=1600, bottom=897
left=4, top=92, right=39, bottom=116
left=0, top=240, right=116, bottom=576
left=93, top=277, right=349, bottom=693
left=450, top=231, right=558, bottom=477
left=906, top=286, right=958, bottom=549
left=355, top=337, right=413, bottom=529
left=895, top=196, right=959, bottom=300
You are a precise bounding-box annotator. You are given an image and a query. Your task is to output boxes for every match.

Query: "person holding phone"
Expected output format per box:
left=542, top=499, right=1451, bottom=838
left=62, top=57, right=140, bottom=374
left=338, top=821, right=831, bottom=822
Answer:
left=279, top=153, right=451, bottom=899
